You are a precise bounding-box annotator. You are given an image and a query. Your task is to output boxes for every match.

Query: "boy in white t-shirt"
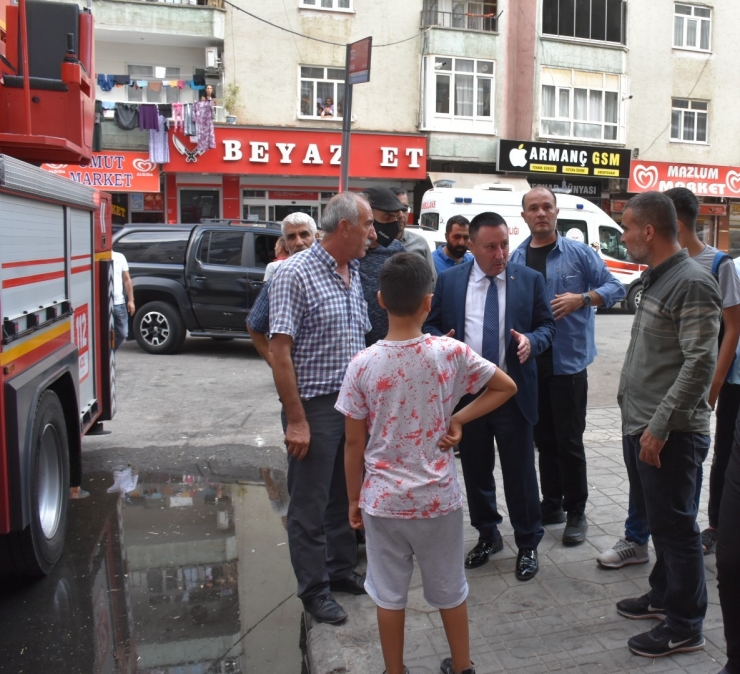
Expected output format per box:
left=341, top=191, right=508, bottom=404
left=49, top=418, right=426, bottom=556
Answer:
left=336, top=253, right=516, bottom=674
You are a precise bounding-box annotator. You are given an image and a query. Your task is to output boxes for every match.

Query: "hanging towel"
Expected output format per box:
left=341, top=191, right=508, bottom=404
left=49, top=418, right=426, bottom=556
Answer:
left=113, top=74, right=131, bottom=85
left=172, top=102, right=184, bottom=132
left=158, top=103, right=173, bottom=119
left=136, top=80, right=148, bottom=88
left=114, top=103, right=139, bottom=130
left=97, top=74, right=115, bottom=92
left=149, top=116, right=170, bottom=164
left=148, top=81, right=162, bottom=92
left=177, top=80, right=185, bottom=89
left=139, top=104, right=160, bottom=131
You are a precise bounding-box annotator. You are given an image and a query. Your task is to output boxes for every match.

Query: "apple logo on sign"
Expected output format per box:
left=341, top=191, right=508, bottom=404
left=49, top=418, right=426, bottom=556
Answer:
left=509, top=143, right=528, bottom=168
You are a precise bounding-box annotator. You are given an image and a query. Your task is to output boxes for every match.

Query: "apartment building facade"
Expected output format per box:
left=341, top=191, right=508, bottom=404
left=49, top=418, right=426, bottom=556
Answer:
left=42, top=0, right=740, bottom=250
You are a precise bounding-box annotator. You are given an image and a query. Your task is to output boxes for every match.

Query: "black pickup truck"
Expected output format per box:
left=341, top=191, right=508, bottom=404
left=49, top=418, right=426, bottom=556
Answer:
left=113, top=221, right=282, bottom=354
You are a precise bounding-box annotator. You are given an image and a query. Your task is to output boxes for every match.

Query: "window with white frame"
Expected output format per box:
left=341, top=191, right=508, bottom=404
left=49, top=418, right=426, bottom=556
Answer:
left=540, top=68, right=620, bottom=141
left=127, top=65, right=183, bottom=104
left=300, top=0, right=352, bottom=10
left=299, top=66, right=345, bottom=119
left=674, top=4, right=711, bottom=51
left=434, top=56, right=494, bottom=119
left=542, top=0, right=626, bottom=44
left=671, top=99, right=708, bottom=143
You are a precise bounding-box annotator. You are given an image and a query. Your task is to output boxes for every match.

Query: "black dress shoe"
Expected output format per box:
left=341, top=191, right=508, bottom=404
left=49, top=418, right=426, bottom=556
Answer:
left=329, top=571, right=367, bottom=595
left=515, top=548, right=538, bottom=581
left=303, top=594, right=348, bottom=624
left=464, top=538, right=503, bottom=569
left=562, top=513, right=588, bottom=545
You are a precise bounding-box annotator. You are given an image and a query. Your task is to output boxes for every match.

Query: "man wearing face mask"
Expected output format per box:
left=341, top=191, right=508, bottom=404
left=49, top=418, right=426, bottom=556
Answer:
left=359, top=187, right=408, bottom=346
left=390, top=186, right=437, bottom=285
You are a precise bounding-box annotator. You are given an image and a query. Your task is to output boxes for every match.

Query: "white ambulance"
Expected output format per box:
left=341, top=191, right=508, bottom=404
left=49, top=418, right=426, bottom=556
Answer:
left=415, top=184, right=646, bottom=312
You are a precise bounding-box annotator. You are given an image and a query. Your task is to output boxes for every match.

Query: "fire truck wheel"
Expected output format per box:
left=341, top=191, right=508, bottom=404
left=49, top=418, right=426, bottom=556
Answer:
left=626, top=284, right=643, bottom=314
left=133, top=301, right=186, bottom=354
left=0, top=390, right=70, bottom=576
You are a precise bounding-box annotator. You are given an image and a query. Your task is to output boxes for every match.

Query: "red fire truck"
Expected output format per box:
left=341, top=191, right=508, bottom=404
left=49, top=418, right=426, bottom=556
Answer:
left=0, top=0, right=114, bottom=575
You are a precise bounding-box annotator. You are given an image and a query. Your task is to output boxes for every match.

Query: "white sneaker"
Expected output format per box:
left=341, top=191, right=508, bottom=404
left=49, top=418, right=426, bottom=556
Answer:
left=597, top=537, right=649, bottom=569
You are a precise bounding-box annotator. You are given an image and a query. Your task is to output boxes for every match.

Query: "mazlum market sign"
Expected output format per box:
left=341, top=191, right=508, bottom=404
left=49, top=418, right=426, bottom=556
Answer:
left=629, top=160, right=740, bottom=197
left=166, top=127, right=427, bottom=180
left=41, top=152, right=160, bottom=192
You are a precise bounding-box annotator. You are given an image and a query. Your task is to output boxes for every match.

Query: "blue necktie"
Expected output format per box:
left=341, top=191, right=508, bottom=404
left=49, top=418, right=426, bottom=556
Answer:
left=481, top=276, right=499, bottom=366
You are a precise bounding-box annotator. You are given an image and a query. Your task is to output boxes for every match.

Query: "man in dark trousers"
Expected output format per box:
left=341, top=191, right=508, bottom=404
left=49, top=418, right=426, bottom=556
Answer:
left=615, top=191, right=720, bottom=658
left=424, top=211, right=555, bottom=581
left=511, top=187, right=624, bottom=546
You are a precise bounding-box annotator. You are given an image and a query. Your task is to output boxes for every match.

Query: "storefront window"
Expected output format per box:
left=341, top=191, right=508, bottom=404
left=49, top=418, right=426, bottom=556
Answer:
left=181, top=189, right=220, bottom=223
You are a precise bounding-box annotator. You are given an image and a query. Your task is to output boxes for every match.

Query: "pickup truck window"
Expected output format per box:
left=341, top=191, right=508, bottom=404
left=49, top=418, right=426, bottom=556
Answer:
left=198, top=231, right=245, bottom=266
left=254, top=234, right=280, bottom=268
left=115, top=230, right=190, bottom=264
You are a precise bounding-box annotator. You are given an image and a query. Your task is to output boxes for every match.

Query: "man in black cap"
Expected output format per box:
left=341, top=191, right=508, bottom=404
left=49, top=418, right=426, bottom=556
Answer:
left=359, top=187, right=408, bottom=345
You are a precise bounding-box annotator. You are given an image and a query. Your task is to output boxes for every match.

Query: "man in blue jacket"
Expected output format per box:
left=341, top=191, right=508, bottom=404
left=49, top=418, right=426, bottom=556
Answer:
left=510, top=187, right=625, bottom=546
left=424, top=211, right=555, bottom=581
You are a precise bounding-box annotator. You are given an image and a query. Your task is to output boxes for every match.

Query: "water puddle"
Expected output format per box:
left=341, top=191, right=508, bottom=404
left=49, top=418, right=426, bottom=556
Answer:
left=0, top=466, right=305, bottom=673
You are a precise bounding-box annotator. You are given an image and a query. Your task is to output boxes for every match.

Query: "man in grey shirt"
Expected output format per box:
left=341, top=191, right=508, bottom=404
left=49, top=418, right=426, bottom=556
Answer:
left=614, top=192, right=721, bottom=659
left=390, top=186, right=437, bottom=284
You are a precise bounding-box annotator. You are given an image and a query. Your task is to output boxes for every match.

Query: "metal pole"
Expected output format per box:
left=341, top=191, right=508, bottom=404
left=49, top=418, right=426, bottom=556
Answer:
left=339, top=43, right=353, bottom=193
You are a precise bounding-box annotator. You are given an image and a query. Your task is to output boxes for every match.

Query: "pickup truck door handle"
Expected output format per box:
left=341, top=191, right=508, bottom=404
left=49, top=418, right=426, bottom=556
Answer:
left=251, top=281, right=265, bottom=288
left=191, top=275, right=207, bottom=282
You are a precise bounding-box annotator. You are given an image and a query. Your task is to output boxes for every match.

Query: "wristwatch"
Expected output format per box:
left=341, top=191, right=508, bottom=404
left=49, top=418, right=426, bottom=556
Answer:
left=582, top=293, right=592, bottom=306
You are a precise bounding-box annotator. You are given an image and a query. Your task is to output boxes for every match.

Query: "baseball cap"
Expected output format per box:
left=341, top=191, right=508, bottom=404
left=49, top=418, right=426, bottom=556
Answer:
left=362, top=186, right=408, bottom=212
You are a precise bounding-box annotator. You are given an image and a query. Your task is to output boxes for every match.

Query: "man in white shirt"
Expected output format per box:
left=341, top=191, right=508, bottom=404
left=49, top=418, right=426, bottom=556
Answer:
left=112, top=250, right=135, bottom=351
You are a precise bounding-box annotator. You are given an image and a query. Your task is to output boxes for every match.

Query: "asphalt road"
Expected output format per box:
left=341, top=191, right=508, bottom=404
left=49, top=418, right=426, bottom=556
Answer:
left=82, top=308, right=634, bottom=473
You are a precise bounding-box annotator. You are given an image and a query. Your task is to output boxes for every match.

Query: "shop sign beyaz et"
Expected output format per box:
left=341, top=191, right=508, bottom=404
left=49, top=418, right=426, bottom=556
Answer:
left=166, top=127, right=427, bottom=180
left=41, top=152, right=160, bottom=192
left=629, top=160, right=740, bottom=198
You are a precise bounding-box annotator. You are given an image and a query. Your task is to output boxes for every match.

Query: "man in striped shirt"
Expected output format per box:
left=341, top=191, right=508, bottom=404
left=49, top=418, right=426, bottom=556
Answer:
left=268, top=192, right=375, bottom=625
left=614, top=191, right=721, bottom=659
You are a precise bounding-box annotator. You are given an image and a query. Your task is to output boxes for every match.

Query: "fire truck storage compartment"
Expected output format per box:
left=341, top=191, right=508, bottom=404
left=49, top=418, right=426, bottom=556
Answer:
left=0, top=155, right=106, bottom=576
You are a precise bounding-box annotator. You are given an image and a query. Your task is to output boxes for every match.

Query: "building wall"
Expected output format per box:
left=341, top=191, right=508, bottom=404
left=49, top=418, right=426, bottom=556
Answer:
left=223, top=0, right=422, bottom=132
left=626, top=1, right=734, bottom=164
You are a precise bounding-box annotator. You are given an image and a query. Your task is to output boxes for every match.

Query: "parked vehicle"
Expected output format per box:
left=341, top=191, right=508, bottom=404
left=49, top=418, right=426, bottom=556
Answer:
left=416, top=185, right=646, bottom=312
left=113, top=221, right=282, bottom=354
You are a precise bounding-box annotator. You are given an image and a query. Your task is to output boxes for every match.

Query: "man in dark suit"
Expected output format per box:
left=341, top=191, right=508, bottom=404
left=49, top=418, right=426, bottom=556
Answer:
left=424, top=211, right=555, bottom=581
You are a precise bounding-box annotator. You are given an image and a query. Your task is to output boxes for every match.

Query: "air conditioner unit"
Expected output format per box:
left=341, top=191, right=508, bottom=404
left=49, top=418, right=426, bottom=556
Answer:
left=205, top=47, right=218, bottom=69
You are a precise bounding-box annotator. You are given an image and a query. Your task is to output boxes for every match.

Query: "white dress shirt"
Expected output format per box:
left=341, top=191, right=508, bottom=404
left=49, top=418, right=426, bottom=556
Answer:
left=464, top=260, right=507, bottom=371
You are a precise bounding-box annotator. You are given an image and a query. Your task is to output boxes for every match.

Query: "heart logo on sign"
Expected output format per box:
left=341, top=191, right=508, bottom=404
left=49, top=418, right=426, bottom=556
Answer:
left=726, top=171, right=740, bottom=195
left=632, top=165, right=659, bottom=190
left=132, top=158, right=156, bottom=173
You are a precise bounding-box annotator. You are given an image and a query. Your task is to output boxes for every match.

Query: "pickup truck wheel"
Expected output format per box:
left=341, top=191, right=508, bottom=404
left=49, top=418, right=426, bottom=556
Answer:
left=626, top=284, right=643, bottom=314
left=0, top=390, right=69, bottom=576
left=134, top=301, right=186, bottom=354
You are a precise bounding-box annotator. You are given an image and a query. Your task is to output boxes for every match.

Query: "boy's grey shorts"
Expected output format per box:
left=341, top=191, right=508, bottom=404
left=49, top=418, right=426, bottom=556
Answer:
left=362, top=508, right=468, bottom=611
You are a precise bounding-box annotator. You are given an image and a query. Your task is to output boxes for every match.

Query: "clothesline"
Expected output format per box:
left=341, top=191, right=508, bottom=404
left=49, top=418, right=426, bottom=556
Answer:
left=97, top=74, right=211, bottom=92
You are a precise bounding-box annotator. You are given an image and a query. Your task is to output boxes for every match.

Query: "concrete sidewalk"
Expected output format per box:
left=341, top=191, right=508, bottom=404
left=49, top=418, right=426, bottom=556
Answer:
left=306, top=407, right=727, bottom=674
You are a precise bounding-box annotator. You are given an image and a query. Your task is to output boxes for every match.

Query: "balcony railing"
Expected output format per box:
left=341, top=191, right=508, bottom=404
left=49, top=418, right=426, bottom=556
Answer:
left=420, top=9, right=497, bottom=33
left=143, top=0, right=223, bottom=7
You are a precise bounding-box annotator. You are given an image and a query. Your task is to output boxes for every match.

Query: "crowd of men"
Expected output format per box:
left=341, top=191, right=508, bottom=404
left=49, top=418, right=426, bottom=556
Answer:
left=246, top=186, right=739, bottom=674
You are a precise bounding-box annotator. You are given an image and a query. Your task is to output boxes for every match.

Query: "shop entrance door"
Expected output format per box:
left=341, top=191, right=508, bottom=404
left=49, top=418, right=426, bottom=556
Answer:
left=272, top=204, right=319, bottom=223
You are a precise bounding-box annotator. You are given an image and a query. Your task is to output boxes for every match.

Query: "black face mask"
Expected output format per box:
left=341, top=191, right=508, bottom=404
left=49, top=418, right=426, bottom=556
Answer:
left=374, top=219, right=400, bottom=247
